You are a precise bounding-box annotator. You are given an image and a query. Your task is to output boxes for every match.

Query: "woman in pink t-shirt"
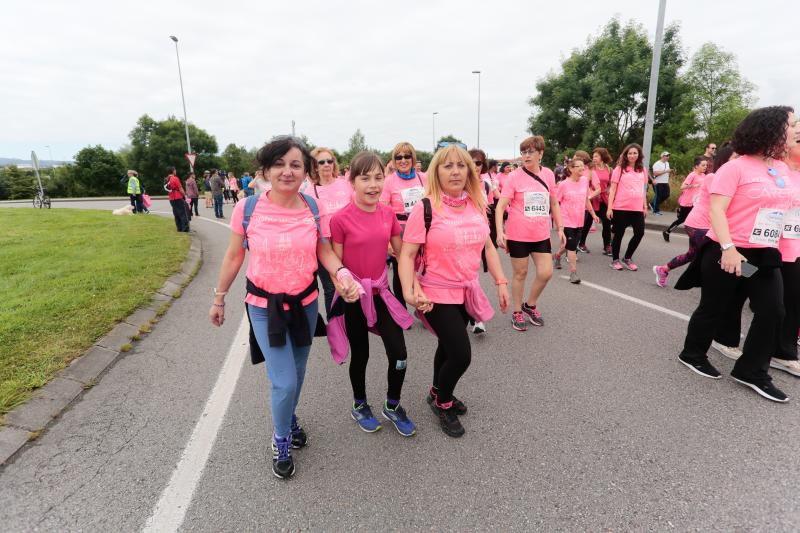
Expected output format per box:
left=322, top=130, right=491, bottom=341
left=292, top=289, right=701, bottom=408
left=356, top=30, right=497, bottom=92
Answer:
left=329, top=151, right=416, bottom=436
left=469, top=149, right=498, bottom=335
left=381, top=142, right=427, bottom=310
left=553, top=159, right=599, bottom=284
left=678, top=106, right=797, bottom=403
left=208, top=137, right=359, bottom=479
left=580, top=148, right=613, bottom=255
left=227, top=173, right=240, bottom=204
left=607, top=143, right=648, bottom=271
left=495, top=135, right=566, bottom=332
left=571, top=150, right=599, bottom=254
left=662, top=157, right=708, bottom=240
left=398, top=145, right=509, bottom=438
left=309, top=147, right=354, bottom=314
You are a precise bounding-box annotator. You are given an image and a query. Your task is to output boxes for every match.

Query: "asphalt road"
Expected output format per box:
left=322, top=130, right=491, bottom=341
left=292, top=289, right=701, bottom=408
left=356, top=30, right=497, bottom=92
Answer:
left=2, top=199, right=799, bottom=532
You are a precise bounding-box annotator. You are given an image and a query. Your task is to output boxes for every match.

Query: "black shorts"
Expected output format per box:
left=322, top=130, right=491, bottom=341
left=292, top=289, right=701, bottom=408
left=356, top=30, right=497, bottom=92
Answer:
left=507, top=238, right=551, bottom=258
left=564, top=227, right=581, bottom=252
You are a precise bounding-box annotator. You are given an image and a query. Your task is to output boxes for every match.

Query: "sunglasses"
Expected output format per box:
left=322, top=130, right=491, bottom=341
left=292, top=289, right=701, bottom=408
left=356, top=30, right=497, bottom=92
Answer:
left=317, top=159, right=334, bottom=165
left=394, top=154, right=413, bottom=161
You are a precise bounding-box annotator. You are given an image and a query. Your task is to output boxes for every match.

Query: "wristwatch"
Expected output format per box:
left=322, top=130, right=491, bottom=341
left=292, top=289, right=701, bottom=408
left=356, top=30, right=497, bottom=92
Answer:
left=720, top=242, right=735, bottom=251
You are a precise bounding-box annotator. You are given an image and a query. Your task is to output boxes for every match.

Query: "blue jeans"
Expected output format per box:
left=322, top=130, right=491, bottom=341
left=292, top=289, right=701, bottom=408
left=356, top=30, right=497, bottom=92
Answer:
left=213, top=193, right=224, bottom=218
left=247, top=300, right=318, bottom=437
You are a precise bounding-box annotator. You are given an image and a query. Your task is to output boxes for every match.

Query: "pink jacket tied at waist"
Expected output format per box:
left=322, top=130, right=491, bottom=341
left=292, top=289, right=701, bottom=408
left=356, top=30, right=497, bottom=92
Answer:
left=415, top=274, right=495, bottom=335
left=326, top=268, right=413, bottom=365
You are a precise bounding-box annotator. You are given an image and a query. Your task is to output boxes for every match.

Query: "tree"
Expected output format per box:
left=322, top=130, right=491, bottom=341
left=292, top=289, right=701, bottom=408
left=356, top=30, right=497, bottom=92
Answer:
left=340, top=129, right=370, bottom=166
left=0, top=165, right=35, bottom=200
left=127, top=114, right=220, bottom=192
left=68, top=146, right=126, bottom=196
left=685, top=42, right=755, bottom=141
left=437, top=134, right=464, bottom=145
left=220, top=144, right=256, bottom=177
left=527, top=18, right=696, bottom=166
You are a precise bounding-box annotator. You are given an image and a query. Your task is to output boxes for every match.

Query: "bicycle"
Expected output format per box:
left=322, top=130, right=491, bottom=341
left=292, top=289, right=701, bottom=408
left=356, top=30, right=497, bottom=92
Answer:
left=33, top=188, right=51, bottom=209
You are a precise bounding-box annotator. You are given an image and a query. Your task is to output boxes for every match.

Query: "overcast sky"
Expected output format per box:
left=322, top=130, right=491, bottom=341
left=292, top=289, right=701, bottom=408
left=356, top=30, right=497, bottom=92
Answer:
left=2, top=0, right=797, bottom=162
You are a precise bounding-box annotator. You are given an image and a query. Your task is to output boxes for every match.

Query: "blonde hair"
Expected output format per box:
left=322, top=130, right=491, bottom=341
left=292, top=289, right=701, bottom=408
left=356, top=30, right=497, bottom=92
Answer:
left=391, top=142, right=418, bottom=169
left=426, top=145, right=487, bottom=216
left=310, top=147, right=340, bottom=184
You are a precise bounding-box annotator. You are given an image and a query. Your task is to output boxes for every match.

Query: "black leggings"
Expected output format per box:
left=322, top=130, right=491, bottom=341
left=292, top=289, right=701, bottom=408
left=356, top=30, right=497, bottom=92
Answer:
left=425, top=303, right=471, bottom=404
left=666, top=205, right=693, bottom=234
left=777, top=259, right=800, bottom=360
left=611, top=210, right=645, bottom=261
left=580, top=202, right=611, bottom=247
left=190, top=197, right=199, bottom=215
left=388, top=256, right=406, bottom=308
left=345, top=296, right=408, bottom=401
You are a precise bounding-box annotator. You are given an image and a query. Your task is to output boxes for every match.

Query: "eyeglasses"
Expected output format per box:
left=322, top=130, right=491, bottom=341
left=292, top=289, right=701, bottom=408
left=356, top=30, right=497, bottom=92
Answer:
left=317, top=159, right=334, bottom=165
left=394, top=154, right=413, bottom=161
left=473, top=160, right=484, bottom=166
left=520, top=149, right=537, bottom=156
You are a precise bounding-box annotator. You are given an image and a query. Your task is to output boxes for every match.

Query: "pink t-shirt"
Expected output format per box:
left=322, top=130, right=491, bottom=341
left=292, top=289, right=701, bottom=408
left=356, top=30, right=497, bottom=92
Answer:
left=583, top=169, right=599, bottom=212
left=228, top=177, right=239, bottom=191
left=592, top=167, right=611, bottom=208
left=706, top=156, right=793, bottom=249
left=403, top=199, right=489, bottom=304
left=678, top=171, right=704, bottom=207
left=557, top=178, right=589, bottom=229
left=779, top=168, right=800, bottom=262
left=380, top=172, right=428, bottom=216
left=610, top=166, right=647, bottom=212
left=480, top=173, right=494, bottom=204
left=500, top=166, right=557, bottom=243
left=684, top=173, right=713, bottom=230
left=230, top=193, right=331, bottom=308
left=310, top=178, right=353, bottom=215
left=496, top=171, right=512, bottom=193
left=330, top=202, right=401, bottom=280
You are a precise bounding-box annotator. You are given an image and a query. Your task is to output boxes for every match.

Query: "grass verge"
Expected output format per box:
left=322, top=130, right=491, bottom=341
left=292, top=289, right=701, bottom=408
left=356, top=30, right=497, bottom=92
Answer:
left=0, top=209, right=189, bottom=417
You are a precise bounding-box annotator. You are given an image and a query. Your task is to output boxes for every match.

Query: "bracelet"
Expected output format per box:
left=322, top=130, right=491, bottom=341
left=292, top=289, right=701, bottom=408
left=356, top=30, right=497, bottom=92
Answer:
left=213, top=288, right=228, bottom=296
left=336, top=266, right=346, bottom=273
left=494, top=279, right=508, bottom=286
left=212, top=302, right=225, bottom=308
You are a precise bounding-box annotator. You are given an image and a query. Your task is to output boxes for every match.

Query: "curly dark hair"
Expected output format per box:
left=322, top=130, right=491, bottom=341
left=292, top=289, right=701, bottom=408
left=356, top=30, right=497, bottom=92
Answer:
left=615, top=143, right=644, bottom=172
left=713, top=141, right=735, bottom=171
left=255, top=136, right=315, bottom=176
left=731, top=106, right=794, bottom=159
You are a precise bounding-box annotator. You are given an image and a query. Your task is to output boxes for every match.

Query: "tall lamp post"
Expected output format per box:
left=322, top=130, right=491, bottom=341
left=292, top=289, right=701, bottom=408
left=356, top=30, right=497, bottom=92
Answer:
left=641, top=0, right=667, bottom=174
left=169, top=35, right=193, bottom=173
left=432, top=112, right=439, bottom=152
left=472, top=70, right=481, bottom=148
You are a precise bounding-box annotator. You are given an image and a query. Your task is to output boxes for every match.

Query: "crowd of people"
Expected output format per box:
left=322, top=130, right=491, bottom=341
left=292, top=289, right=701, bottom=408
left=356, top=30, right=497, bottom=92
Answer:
left=200, top=106, right=799, bottom=480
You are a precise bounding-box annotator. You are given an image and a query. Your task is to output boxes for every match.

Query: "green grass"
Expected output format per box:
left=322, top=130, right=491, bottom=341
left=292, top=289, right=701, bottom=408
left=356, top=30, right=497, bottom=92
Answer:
left=0, top=209, right=189, bottom=417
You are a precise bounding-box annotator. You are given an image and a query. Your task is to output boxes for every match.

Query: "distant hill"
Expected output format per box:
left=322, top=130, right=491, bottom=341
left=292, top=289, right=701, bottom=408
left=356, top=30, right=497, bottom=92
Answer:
left=0, top=157, right=70, bottom=168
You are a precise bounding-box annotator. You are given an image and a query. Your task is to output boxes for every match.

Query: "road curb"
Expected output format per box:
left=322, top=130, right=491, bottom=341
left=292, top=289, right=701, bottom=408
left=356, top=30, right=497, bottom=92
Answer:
left=0, top=233, right=204, bottom=466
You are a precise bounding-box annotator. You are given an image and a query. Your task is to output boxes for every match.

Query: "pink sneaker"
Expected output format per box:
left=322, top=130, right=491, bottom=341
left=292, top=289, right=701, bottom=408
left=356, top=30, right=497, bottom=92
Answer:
left=653, top=265, right=668, bottom=287
left=610, top=260, right=623, bottom=271
left=622, top=259, right=638, bottom=271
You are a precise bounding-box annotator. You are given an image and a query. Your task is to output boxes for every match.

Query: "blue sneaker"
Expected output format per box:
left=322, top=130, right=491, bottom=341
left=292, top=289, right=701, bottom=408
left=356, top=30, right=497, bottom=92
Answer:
left=351, top=402, right=381, bottom=432
left=381, top=402, right=416, bottom=437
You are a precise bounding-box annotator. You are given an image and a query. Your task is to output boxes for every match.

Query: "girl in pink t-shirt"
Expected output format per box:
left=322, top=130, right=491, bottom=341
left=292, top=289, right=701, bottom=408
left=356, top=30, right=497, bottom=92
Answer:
left=607, top=143, right=648, bottom=271
left=553, top=159, right=599, bottom=284
left=663, top=157, right=708, bottom=240
left=329, top=151, right=416, bottom=436
left=678, top=105, right=797, bottom=402
left=580, top=148, right=613, bottom=255
left=208, top=137, right=359, bottom=479
left=398, top=145, right=509, bottom=438
left=495, top=136, right=566, bottom=332
left=227, top=173, right=240, bottom=205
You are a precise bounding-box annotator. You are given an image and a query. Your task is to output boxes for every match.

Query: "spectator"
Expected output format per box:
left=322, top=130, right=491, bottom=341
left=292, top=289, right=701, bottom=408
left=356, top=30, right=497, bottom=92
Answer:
left=228, top=172, right=240, bottom=204
left=651, top=151, right=673, bottom=215
left=210, top=169, right=225, bottom=219
left=186, top=172, right=200, bottom=216
left=126, top=170, right=144, bottom=213
left=203, top=170, right=212, bottom=208
left=704, top=142, right=718, bottom=172
left=165, top=167, right=190, bottom=232
left=241, top=172, right=253, bottom=196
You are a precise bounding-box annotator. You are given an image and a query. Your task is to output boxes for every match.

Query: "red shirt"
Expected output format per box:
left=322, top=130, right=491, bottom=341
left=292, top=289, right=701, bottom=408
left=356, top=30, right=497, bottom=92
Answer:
left=167, top=175, right=184, bottom=200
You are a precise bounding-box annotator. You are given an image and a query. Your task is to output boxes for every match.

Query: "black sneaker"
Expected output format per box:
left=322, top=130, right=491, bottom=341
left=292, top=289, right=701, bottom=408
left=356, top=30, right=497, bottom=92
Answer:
left=426, top=391, right=467, bottom=415
left=521, top=302, right=544, bottom=326
left=662, top=230, right=670, bottom=242
left=678, top=353, right=722, bottom=379
left=290, top=415, right=308, bottom=449
left=731, top=374, right=789, bottom=403
left=433, top=403, right=465, bottom=438
left=271, top=435, right=295, bottom=479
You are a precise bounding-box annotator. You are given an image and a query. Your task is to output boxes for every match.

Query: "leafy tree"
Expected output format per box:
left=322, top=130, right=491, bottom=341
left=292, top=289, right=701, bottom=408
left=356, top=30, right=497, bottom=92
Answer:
left=527, top=18, right=696, bottom=166
left=220, top=143, right=256, bottom=177
left=437, top=134, right=464, bottom=145
left=0, top=165, right=35, bottom=200
left=127, top=114, right=220, bottom=192
left=69, top=145, right=126, bottom=196
left=685, top=42, right=755, bottom=141
left=340, top=129, right=370, bottom=167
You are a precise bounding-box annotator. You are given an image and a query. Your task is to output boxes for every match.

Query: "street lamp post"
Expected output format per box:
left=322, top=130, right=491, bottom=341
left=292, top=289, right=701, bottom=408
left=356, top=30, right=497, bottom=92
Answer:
left=472, top=70, right=481, bottom=148
left=169, top=35, right=193, bottom=173
left=45, top=145, right=54, bottom=166
left=642, top=0, right=667, bottom=174
left=432, top=112, right=439, bottom=152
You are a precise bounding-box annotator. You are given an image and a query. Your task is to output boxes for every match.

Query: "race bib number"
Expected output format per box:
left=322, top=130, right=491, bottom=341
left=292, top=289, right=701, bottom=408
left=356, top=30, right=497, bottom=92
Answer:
left=523, top=191, right=549, bottom=218
left=750, top=208, right=785, bottom=246
left=782, top=207, right=800, bottom=240
left=401, top=186, right=424, bottom=214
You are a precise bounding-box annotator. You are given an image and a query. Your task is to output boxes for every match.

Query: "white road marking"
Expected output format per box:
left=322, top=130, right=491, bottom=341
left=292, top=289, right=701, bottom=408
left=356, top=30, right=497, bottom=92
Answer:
left=142, top=312, right=249, bottom=532
left=559, top=276, right=691, bottom=322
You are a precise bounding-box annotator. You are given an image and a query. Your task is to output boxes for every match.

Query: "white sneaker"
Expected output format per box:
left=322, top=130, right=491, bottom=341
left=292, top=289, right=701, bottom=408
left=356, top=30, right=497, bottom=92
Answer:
left=770, top=358, right=800, bottom=377
left=471, top=322, right=486, bottom=335
left=711, top=342, right=742, bottom=360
